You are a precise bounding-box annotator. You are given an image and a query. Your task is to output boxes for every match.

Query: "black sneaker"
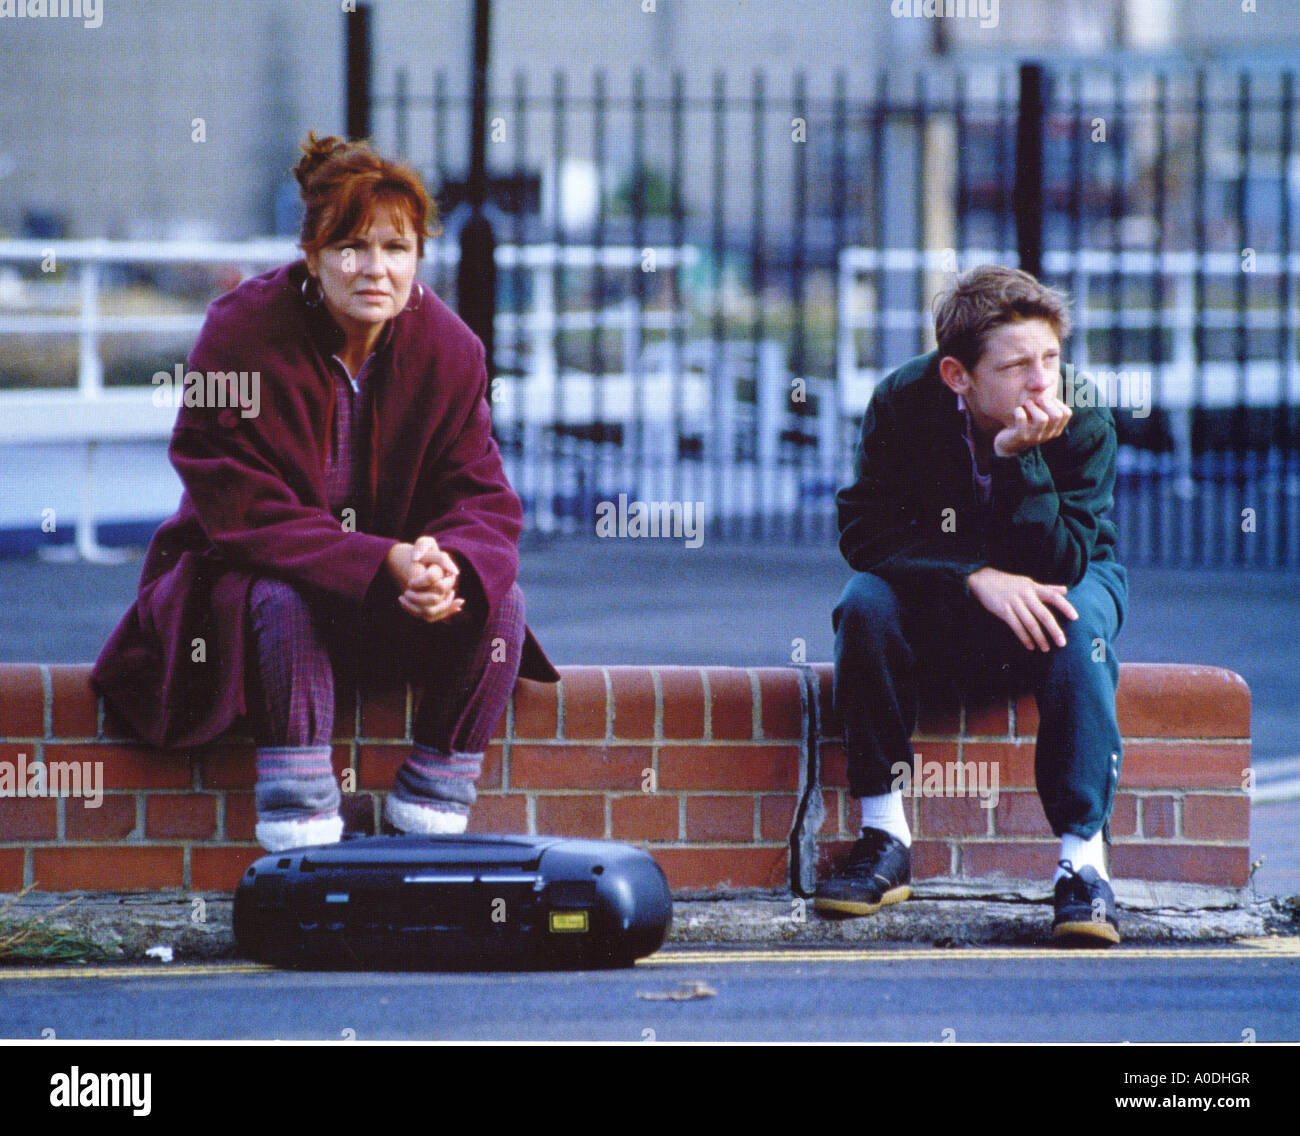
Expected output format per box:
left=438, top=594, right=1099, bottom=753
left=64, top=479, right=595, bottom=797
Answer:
left=1052, top=860, right=1121, bottom=947
left=813, top=828, right=912, bottom=916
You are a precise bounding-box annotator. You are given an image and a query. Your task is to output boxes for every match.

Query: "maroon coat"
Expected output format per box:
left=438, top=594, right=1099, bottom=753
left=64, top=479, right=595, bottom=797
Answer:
left=92, top=261, right=558, bottom=749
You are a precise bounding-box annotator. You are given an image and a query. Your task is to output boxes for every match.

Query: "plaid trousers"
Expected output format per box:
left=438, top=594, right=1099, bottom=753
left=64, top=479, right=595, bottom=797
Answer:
left=246, top=575, right=525, bottom=753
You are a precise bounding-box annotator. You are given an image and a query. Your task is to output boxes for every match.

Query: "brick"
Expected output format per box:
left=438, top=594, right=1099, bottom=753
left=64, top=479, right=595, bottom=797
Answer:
left=608, top=667, right=656, bottom=740
left=224, top=792, right=256, bottom=841
left=685, top=795, right=755, bottom=842
left=652, top=846, right=788, bottom=891
left=1120, top=742, right=1249, bottom=790
left=893, top=743, right=961, bottom=792
left=705, top=668, right=756, bottom=741
left=560, top=667, right=607, bottom=740
left=468, top=794, right=529, bottom=834
left=40, top=743, right=191, bottom=791
left=513, top=678, right=559, bottom=739
left=479, top=743, right=504, bottom=791
left=361, top=682, right=408, bottom=740
left=0, top=664, right=44, bottom=737
left=65, top=795, right=137, bottom=841
left=535, top=794, right=606, bottom=839
left=821, top=789, right=843, bottom=837
left=199, top=745, right=257, bottom=790
left=819, top=741, right=848, bottom=790
left=1116, top=664, right=1250, bottom=739
left=32, top=847, right=184, bottom=891
left=760, top=794, right=798, bottom=841
left=1141, top=795, right=1177, bottom=839
left=964, top=694, right=1010, bottom=738
left=0, top=797, right=57, bottom=841
left=192, top=846, right=261, bottom=891
left=993, top=792, right=1052, bottom=837
left=146, top=794, right=218, bottom=840
left=331, top=745, right=353, bottom=782
left=511, top=744, right=651, bottom=790
left=657, top=667, right=706, bottom=739
left=1109, top=793, right=1137, bottom=838
left=961, top=842, right=1059, bottom=880
left=961, top=741, right=1037, bottom=789
left=1110, top=843, right=1249, bottom=887
left=0, top=741, right=35, bottom=769
left=916, top=795, right=992, bottom=838
left=49, top=665, right=98, bottom=738
left=1015, top=694, right=1040, bottom=738
left=0, top=848, right=24, bottom=890
left=908, top=840, right=955, bottom=879
left=357, top=744, right=408, bottom=790
left=611, top=794, right=679, bottom=842
left=1182, top=795, right=1250, bottom=841
left=757, top=668, right=803, bottom=742
left=658, top=745, right=800, bottom=792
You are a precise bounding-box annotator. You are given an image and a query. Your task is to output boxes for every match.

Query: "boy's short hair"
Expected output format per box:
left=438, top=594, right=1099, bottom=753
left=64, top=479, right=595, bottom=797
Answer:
left=933, top=265, right=1071, bottom=371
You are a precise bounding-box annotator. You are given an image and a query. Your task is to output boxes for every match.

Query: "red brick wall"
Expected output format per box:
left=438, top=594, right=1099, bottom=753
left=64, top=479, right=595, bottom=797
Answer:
left=0, top=661, right=1251, bottom=893
left=812, top=662, right=1252, bottom=888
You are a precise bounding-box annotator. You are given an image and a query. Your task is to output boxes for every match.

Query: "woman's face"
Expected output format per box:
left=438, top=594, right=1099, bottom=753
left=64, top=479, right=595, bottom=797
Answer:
left=306, top=206, right=420, bottom=340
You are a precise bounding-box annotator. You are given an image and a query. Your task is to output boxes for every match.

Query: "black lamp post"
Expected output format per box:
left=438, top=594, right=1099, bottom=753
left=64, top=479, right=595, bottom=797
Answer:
left=458, top=0, right=497, bottom=379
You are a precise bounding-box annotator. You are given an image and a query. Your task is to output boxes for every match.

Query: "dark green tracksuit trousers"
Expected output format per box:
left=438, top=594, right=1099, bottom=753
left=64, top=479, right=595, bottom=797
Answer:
left=832, top=558, right=1128, bottom=840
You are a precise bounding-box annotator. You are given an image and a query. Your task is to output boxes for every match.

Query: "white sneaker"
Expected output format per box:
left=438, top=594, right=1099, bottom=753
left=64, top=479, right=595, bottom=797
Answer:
left=255, top=812, right=344, bottom=853
left=384, top=795, right=469, bottom=835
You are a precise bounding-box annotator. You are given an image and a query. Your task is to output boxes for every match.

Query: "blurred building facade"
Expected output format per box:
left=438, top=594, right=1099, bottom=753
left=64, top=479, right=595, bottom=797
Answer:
left=3, top=0, right=1300, bottom=242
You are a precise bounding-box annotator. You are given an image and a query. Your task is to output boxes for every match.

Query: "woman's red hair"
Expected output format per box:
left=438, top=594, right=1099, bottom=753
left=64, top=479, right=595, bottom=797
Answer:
left=293, top=131, right=440, bottom=258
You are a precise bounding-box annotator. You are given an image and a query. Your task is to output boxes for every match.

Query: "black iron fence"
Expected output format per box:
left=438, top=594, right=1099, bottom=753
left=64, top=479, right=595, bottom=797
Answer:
left=368, top=62, right=1300, bottom=569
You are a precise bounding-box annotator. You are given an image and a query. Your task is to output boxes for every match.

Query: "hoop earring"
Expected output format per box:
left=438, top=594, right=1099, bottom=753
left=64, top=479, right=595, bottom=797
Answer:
left=403, top=281, right=423, bottom=312
left=301, top=275, right=324, bottom=308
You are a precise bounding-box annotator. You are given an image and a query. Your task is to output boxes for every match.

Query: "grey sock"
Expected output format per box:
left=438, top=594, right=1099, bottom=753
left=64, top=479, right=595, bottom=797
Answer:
left=392, top=745, right=483, bottom=817
left=255, top=746, right=341, bottom=822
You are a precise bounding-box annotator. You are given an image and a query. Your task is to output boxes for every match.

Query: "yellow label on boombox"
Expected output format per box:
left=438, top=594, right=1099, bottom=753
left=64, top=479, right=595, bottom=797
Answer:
left=549, top=911, right=589, bottom=933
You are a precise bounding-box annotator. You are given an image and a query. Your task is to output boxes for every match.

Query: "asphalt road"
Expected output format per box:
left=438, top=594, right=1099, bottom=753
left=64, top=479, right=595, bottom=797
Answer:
left=2, top=944, right=1298, bottom=1043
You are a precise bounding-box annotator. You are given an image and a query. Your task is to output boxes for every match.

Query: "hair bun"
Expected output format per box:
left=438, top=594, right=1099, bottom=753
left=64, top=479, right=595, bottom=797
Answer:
left=293, top=131, right=355, bottom=192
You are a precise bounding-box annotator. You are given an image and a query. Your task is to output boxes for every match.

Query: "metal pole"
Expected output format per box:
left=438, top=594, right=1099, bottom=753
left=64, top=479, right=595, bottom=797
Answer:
left=345, top=3, right=371, bottom=141
left=1014, top=62, right=1045, bottom=279
left=459, top=0, right=497, bottom=380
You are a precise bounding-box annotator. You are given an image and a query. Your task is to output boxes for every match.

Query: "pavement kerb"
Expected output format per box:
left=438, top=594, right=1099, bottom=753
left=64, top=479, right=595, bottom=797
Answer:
left=2, top=881, right=1297, bottom=963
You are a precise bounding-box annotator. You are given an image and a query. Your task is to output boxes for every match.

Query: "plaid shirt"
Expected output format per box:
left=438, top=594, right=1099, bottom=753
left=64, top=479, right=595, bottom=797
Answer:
left=321, top=322, right=396, bottom=522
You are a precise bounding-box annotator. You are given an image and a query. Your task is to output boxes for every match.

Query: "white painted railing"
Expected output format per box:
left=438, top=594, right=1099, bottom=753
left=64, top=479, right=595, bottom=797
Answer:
left=0, top=238, right=698, bottom=558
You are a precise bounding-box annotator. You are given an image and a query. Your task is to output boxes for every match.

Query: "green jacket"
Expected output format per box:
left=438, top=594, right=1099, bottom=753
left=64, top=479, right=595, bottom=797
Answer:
left=836, top=351, right=1121, bottom=603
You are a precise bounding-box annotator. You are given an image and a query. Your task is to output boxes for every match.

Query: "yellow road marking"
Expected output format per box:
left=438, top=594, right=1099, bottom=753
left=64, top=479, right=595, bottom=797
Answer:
left=0, top=939, right=1295, bottom=979
left=642, top=940, right=1300, bottom=964
left=0, top=962, right=272, bottom=981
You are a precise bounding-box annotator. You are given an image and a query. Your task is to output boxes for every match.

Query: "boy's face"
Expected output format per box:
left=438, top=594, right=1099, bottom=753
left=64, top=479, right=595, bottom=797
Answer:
left=938, top=317, right=1062, bottom=440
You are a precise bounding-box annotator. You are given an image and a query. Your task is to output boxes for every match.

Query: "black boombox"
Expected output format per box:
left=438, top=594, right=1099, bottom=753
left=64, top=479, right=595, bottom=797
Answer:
left=233, top=833, right=674, bottom=969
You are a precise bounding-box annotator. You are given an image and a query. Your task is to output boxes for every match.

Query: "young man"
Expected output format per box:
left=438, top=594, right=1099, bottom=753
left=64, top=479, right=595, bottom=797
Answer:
left=817, top=265, right=1128, bottom=946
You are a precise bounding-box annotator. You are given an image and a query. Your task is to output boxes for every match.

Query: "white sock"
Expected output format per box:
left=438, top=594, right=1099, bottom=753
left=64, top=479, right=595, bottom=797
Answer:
left=857, top=791, right=911, bottom=848
left=1055, top=831, right=1108, bottom=882
left=384, top=794, right=469, bottom=836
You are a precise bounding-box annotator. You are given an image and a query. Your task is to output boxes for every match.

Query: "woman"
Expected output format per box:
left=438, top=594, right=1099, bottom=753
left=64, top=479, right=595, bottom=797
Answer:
left=93, top=132, right=558, bottom=852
